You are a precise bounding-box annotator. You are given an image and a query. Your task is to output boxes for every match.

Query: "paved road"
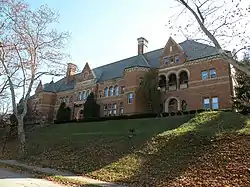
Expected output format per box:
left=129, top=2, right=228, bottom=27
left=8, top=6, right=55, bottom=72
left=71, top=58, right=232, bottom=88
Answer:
left=0, top=168, right=65, bottom=187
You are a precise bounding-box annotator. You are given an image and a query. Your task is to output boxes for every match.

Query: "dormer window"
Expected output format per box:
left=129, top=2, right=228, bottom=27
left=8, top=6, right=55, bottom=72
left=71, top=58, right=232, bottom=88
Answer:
left=175, top=56, right=180, bottom=63
left=163, top=56, right=169, bottom=64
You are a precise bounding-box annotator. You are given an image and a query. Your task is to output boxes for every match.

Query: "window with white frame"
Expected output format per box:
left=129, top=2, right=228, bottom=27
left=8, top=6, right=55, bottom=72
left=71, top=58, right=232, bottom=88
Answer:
left=114, top=86, right=119, bottom=96
left=119, top=102, right=124, bottom=115
left=128, top=93, right=134, bottom=104
left=212, top=97, right=219, bottom=109
left=81, top=91, right=86, bottom=100
left=104, top=87, right=109, bottom=97
left=77, top=92, right=81, bottom=101
left=65, top=96, right=69, bottom=103
left=203, top=98, right=210, bottom=109
left=112, top=103, right=117, bottom=115
left=103, top=104, right=108, bottom=116
left=86, top=90, right=90, bottom=99
left=109, top=86, right=114, bottom=96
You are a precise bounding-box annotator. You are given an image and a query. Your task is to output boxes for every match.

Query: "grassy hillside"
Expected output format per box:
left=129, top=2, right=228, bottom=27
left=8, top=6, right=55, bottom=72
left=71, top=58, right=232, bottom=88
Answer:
left=2, top=111, right=250, bottom=186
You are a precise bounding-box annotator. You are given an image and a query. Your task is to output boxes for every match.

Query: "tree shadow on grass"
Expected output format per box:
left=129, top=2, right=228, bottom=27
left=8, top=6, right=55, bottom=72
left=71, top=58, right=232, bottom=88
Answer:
left=19, top=116, right=192, bottom=175
left=115, top=112, right=250, bottom=186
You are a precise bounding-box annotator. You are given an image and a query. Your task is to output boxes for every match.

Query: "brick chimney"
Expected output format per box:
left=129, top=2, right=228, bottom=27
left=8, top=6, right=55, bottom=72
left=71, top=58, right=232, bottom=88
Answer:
left=137, top=37, right=148, bottom=55
left=66, top=63, right=77, bottom=82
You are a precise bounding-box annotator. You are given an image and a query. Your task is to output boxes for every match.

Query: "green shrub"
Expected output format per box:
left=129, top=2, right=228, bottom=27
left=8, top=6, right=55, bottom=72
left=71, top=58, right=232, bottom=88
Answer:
left=83, top=92, right=100, bottom=119
left=170, top=112, right=176, bottom=116
left=177, top=111, right=183, bottom=116
left=189, top=110, right=197, bottom=114
left=56, top=102, right=71, bottom=122
left=196, top=109, right=206, bottom=113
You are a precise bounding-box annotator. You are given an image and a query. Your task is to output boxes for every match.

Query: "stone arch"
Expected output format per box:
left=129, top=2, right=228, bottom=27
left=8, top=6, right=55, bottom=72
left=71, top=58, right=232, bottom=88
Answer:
left=164, top=96, right=181, bottom=113
left=76, top=107, right=84, bottom=120
left=177, top=68, right=190, bottom=78
left=165, top=70, right=177, bottom=79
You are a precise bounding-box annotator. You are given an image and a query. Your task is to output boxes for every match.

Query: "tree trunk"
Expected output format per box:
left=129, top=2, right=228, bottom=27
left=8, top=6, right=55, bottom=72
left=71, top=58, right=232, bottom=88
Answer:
left=17, top=117, right=26, bottom=156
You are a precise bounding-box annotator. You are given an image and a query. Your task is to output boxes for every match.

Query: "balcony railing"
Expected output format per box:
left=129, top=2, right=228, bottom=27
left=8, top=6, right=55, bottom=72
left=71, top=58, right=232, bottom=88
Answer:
left=168, top=84, right=177, bottom=91
left=180, top=83, right=188, bottom=89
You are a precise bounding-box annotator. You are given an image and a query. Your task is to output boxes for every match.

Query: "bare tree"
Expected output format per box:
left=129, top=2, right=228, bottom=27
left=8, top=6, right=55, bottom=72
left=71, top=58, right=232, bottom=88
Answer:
left=0, top=0, right=70, bottom=155
left=169, top=0, right=250, bottom=76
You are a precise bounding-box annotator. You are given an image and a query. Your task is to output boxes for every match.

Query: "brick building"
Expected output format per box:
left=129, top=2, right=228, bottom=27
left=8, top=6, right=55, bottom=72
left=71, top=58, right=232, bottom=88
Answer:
left=27, top=37, right=235, bottom=121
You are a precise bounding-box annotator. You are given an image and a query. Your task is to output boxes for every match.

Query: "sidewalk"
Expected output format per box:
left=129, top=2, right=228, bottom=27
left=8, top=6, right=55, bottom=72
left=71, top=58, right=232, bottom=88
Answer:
left=0, top=160, right=127, bottom=187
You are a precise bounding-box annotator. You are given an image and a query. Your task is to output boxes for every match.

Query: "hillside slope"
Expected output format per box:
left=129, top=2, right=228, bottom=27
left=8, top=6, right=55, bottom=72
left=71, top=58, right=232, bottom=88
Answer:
left=2, top=111, right=250, bottom=187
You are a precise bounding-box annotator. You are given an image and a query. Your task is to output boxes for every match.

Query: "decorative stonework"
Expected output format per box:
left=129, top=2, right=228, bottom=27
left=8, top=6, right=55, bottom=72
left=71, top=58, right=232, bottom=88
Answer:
left=124, top=66, right=150, bottom=73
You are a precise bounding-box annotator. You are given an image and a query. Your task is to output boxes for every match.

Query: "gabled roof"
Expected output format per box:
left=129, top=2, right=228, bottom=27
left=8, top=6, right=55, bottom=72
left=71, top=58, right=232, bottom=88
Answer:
left=40, top=39, right=220, bottom=93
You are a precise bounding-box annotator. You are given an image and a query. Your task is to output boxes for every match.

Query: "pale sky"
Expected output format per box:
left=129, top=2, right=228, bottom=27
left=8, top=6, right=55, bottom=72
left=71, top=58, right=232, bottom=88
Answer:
left=26, top=0, right=249, bottom=84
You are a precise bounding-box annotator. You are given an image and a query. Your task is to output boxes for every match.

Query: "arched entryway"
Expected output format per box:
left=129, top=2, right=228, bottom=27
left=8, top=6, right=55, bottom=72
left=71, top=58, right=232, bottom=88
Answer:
left=165, top=97, right=181, bottom=113
left=168, top=98, right=178, bottom=113
left=76, top=108, right=84, bottom=120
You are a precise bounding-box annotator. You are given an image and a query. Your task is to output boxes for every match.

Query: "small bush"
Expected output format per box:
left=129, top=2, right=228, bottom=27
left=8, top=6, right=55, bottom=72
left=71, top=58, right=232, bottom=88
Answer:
left=189, top=110, right=197, bottom=114
left=162, top=112, right=169, bottom=117
left=170, top=112, right=176, bottom=116
left=177, top=111, right=183, bottom=116
left=183, top=111, right=189, bottom=115
left=220, top=109, right=233, bottom=112
left=196, top=109, right=206, bottom=113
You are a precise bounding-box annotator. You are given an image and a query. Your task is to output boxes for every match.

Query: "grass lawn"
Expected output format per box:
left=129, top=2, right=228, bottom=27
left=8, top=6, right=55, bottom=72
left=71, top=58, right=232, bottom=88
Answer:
left=1, top=111, right=250, bottom=187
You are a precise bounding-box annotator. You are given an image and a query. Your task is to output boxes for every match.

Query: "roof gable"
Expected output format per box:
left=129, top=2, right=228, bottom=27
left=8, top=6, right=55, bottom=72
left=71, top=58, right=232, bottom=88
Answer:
left=41, top=40, right=220, bottom=93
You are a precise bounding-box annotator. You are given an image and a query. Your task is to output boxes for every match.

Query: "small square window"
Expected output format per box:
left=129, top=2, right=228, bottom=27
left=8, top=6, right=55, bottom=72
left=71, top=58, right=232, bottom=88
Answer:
left=203, top=98, right=210, bottom=109
left=128, top=93, right=133, bottom=104
left=175, top=56, right=180, bottom=63
left=163, top=56, right=169, bottom=64
left=210, top=69, right=216, bottom=79
left=201, top=71, right=208, bottom=80
left=212, top=97, right=219, bottom=109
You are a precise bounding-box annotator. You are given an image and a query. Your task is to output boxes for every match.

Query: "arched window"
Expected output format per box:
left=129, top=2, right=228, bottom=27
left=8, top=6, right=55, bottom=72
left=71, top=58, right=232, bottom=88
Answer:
left=109, top=86, right=114, bottom=96
left=86, top=90, right=90, bottom=99
left=81, top=91, right=86, bottom=100
left=77, top=92, right=81, bottom=101
left=104, top=87, right=109, bottom=97
left=66, top=96, right=70, bottom=103
left=114, top=86, right=119, bottom=96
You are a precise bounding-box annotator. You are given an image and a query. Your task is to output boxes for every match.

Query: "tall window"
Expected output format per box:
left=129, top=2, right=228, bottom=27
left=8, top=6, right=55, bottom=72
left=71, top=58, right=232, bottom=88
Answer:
left=119, top=102, right=124, bottom=115
left=86, top=90, right=90, bottom=99
left=203, top=98, right=210, bottom=109
left=81, top=91, right=86, bottom=100
left=212, top=97, right=219, bottom=109
left=112, top=103, right=117, bottom=115
left=104, top=87, right=109, bottom=97
left=65, top=96, right=69, bottom=103
left=128, top=93, right=134, bottom=104
left=201, top=71, right=208, bottom=80
left=114, top=86, right=119, bottom=96
left=109, top=86, right=114, bottom=96
left=121, top=86, right=125, bottom=94
left=210, top=69, right=216, bottom=79
left=77, top=92, right=81, bottom=101
left=103, top=104, right=108, bottom=116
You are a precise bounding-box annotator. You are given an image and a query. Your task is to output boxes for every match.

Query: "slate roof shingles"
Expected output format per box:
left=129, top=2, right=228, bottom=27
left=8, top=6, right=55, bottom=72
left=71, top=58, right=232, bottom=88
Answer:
left=42, top=40, right=219, bottom=93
